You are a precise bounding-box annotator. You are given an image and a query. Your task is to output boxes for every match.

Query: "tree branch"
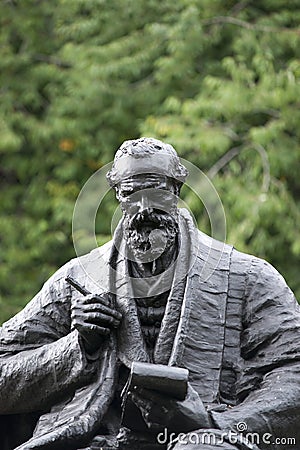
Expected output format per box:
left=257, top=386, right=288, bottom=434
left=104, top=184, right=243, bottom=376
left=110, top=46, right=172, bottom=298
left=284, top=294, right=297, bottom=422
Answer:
left=252, top=143, right=270, bottom=193
left=33, top=54, right=72, bottom=69
left=207, top=145, right=243, bottom=179
left=202, top=16, right=300, bottom=35
left=207, top=143, right=270, bottom=193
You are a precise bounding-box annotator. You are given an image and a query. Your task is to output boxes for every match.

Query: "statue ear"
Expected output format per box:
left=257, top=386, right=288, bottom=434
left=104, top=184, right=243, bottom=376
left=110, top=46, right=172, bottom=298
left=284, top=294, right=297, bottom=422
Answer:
left=173, top=181, right=182, bottom=197
left=114, top=186, right=121, bottom=201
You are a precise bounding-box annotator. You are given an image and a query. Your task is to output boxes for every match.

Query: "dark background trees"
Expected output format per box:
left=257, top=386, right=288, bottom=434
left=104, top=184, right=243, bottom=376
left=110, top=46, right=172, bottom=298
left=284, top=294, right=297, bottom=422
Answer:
left=1, top=0, right=300, bottom=323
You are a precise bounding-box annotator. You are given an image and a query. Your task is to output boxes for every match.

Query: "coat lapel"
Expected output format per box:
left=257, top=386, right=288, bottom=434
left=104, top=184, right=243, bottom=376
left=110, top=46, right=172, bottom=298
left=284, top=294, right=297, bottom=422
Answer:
left=113, top=234, right=149, bottom=366
left=153, top=211, right=195, bottom=364
left=116, top=296, right=150, bottom=366
left=170, top=230, right=233, bottom=404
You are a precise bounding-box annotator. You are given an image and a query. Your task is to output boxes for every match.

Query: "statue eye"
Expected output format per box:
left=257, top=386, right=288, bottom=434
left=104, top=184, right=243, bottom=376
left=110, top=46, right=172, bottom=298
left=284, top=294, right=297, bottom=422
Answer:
left=120, top=188, right=133, bottom=197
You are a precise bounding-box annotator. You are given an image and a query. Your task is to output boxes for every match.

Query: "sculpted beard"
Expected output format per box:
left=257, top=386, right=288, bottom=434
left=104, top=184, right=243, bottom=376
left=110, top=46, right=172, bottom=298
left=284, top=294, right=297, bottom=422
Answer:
left=123, top=209, right=179, bottom=259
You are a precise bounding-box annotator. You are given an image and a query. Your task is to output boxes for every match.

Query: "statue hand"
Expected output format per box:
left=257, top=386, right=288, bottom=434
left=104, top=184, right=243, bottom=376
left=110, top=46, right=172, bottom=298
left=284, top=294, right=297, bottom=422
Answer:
left=130, top=383, right=211, bottom=433
left=71, top=293, right=122, bottom=354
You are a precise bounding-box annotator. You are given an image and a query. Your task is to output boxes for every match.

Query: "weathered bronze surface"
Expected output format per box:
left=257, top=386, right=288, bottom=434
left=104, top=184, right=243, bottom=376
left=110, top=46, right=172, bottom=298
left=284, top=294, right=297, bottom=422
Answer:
left=1, top=138, right=300, bottom=450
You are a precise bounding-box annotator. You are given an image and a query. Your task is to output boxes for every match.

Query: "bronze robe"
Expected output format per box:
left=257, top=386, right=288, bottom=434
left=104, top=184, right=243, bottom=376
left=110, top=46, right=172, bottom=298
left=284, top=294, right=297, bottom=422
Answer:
left=1, top=210, right=300, bottom=450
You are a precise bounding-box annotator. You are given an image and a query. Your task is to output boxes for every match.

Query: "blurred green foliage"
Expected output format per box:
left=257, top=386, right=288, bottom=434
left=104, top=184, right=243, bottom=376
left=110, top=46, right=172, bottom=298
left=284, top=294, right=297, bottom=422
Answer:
left=1, top=0, right=300, bottom=323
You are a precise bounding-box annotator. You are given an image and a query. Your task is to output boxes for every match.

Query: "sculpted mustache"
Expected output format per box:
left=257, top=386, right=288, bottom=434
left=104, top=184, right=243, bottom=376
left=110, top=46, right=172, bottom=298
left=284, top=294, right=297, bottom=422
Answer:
left=128, top=210, right=174, bottom=229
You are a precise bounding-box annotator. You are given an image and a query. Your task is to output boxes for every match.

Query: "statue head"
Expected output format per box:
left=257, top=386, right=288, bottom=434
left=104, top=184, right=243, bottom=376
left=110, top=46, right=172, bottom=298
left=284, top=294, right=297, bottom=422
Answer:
left=107, top=137, right=189, bottom=261
left=106, top=137, right=188, bottom=189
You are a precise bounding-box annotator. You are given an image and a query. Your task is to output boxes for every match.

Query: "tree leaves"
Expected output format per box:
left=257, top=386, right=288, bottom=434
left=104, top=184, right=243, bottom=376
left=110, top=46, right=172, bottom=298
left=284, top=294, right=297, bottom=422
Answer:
left=1, top=0, right=300, bottom=323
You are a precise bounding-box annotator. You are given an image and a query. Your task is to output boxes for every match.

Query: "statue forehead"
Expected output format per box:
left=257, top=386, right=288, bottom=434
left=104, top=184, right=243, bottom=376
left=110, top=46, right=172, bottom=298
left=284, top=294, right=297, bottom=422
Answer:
left=118, top=174, right=169, bottom=185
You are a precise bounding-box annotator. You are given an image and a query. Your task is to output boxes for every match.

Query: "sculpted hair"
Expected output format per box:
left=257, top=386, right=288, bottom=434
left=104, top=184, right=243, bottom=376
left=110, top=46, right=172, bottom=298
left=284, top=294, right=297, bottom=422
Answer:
left=106, top=137, right=189, bottom=188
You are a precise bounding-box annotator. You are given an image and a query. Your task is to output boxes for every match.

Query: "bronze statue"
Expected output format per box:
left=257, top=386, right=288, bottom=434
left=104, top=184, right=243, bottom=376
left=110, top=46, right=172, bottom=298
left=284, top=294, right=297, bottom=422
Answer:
left=1, top=138, right=300, bottom=450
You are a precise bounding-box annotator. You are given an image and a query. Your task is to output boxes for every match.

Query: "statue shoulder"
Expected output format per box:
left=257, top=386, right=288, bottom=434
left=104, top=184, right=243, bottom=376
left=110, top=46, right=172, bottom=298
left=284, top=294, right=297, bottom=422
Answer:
left=194, top=229, right=288, bottom=296
left=42, top=239, right=114, bottom=296
left=230, top=247, right=283, bottom=284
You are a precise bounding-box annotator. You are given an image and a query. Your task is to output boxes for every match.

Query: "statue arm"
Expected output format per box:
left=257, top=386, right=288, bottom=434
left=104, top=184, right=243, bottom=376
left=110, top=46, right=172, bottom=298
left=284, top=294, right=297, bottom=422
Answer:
left=210, top=258, right=300, bottom=448
left=0, top=262, right=97, bottom=414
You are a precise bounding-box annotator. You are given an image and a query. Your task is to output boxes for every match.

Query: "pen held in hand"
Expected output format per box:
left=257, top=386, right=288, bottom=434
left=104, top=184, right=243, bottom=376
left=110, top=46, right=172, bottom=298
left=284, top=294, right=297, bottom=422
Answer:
left=65, top=276, right=116, bottom=310
left=65, top=276, right=91, bottom=296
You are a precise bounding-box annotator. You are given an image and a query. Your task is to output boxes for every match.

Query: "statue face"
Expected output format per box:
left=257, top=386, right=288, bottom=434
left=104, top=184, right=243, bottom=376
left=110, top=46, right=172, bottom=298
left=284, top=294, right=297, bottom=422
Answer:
left=116, top=174, right=179, bottom=261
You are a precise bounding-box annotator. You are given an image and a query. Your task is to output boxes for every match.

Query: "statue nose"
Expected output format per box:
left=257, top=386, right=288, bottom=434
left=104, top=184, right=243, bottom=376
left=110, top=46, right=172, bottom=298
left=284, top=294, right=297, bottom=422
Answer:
left=139, top=195, right=150, bottom=211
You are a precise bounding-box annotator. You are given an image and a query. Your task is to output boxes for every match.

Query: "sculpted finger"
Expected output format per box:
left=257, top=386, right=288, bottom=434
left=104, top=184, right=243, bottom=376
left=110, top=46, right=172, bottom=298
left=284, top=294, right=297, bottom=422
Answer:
left=71, top=296, right=87, bottom=309
left=82, top=293, right=111, bottom=307
left=73, top=303, right=122, bottom=320
left=82, top=312, right=120, bottom=328
left=74, top=320, right=110, bottom=336
left=71, top=307, right=121, bottom=327
left=84, top=324, right=110, bottom=336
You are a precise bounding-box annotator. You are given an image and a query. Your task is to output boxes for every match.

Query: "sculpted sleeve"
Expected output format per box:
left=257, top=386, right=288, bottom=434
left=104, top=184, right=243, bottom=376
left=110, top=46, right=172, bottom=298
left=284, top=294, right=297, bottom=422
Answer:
left=0, top=260, right=96, bottom=414
left=211, top=256, right=300, bottom=449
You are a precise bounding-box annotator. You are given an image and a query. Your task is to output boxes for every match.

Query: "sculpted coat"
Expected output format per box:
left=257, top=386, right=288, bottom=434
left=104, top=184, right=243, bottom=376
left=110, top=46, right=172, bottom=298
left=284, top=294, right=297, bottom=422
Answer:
left=0, top=210, right=300, bottom=450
